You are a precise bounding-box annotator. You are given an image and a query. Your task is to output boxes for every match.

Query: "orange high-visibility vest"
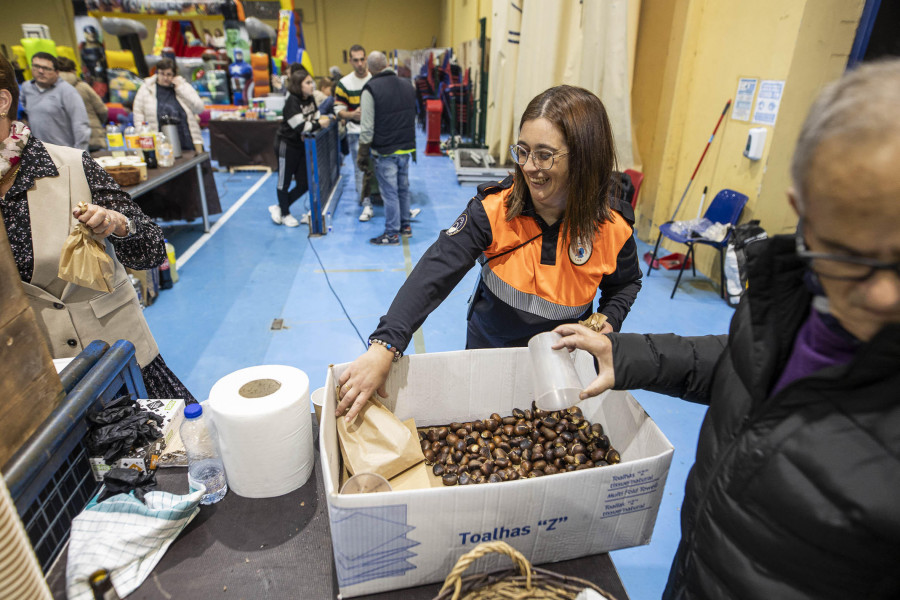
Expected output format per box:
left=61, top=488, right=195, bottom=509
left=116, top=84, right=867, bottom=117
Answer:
left=479, top=187, right=634, bottom=320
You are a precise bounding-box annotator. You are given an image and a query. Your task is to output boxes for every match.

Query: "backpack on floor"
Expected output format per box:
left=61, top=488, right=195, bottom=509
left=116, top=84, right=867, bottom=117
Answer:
left=724, top=220, right=768, bottom=306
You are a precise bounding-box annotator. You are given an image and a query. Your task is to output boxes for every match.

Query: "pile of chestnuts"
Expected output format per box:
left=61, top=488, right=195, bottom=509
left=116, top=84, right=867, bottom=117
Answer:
left=418, top=402, right=620, bottom=487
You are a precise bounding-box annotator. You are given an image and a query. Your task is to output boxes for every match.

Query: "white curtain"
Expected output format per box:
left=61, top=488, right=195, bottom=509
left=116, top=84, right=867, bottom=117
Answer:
left=486, top=1, right=522, bottom=164
left=486, top=0, right=638, bottom=168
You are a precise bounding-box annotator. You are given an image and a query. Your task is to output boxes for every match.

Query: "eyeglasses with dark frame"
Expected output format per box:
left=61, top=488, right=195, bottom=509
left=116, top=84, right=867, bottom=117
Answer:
left=509, top=144, right=568, bottom=171
left=31, top=64, right=56, bottom=73
left=796, top=220, right=900, bottom=281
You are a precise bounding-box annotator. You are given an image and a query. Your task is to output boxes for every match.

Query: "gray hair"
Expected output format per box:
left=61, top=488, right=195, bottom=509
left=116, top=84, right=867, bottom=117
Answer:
left=791, top=59, right=900, bottom=209
left=367, top=51, right=388, bottom=75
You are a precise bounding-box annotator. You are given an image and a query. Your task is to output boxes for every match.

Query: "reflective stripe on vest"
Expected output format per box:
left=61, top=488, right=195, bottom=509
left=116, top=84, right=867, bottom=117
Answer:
left=481, top=261, right=593, bottom=319
left=479, top=186, right=633, bottom=317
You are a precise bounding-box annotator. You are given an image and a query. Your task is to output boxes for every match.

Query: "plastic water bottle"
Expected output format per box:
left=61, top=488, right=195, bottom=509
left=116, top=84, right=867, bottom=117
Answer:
left=164, top=239, right=179, bottom=283
left=179, top=404, right=227, bottom=505
left=123, top=124, right=140, bottom=157
left=128, top=273, right=144, bottom=308
left=156, top=130, right=175, bottom=168
left=106, top=122, right=124, bottom=153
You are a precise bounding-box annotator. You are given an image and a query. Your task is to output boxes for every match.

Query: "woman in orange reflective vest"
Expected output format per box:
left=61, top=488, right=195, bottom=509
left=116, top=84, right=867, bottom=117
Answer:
left=337, top=85, right=642, bottom=421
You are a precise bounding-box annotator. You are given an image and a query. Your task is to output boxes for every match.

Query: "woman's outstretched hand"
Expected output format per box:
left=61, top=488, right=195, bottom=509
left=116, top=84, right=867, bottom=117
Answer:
left=335, top=344, right=394, bottom=422
left=552, top=323, right=616, bottom=400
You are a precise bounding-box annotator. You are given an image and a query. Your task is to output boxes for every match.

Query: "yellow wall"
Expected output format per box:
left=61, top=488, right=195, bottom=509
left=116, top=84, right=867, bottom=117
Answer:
left=296, top=0, right=442, bottom=77
left=439, top=0, right=492, bottom=54
left=756, top=0, right=865, bottom=236
left=632, top=0, right=864, bottom=280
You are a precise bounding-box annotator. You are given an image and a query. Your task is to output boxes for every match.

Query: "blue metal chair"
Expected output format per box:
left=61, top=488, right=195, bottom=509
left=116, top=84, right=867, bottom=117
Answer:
left=647, top=189, right=749, bottom=299
left=3, top=339, right=148, bottom=571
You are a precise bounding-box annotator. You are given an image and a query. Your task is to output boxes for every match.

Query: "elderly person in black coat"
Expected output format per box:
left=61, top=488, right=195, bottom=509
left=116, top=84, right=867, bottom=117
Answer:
left=554, top=60, right=900, bottom=599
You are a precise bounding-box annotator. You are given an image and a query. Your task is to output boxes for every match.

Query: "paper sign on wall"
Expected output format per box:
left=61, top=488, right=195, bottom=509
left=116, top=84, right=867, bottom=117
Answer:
left=731, top=78, right=757, bottom=121
left=752, top=80, right=785, bottom=126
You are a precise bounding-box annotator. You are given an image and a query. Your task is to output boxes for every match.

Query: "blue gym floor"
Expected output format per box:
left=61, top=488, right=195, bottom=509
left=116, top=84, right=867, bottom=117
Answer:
left=146, top=131, right=732, bottom=599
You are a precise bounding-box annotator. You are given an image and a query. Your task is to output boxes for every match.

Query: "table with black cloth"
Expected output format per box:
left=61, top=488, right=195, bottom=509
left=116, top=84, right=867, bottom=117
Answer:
left=93, top=150, right=222, bottom=232
left=45, top=424, right=632, bottom=600
left=208, top=119, right=281, bottom=170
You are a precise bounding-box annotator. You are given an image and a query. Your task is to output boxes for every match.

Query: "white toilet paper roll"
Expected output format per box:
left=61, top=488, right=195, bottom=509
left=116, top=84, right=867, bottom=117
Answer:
left=207, top=365, right=314, bottom=498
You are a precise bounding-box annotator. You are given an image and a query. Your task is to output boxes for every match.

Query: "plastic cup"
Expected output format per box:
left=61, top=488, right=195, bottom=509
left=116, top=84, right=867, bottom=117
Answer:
left=310, top=387, right=326, bottom=425
left=527, top=331, right=584, bottom=411
left=340, top=473, right=392, bottom=495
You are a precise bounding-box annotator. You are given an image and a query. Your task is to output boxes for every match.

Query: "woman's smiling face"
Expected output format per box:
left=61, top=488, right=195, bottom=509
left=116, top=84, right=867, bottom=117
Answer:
left=517, top=117, right=570, bottom=222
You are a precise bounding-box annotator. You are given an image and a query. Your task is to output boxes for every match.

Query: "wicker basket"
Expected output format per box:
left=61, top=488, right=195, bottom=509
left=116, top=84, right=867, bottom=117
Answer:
left=433, top=541, right=619, bottom=600
left=104, top=165, right=141, bottom=187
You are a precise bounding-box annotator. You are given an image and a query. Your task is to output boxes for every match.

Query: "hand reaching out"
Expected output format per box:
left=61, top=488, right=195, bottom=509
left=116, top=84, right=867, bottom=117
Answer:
left=552, top=323, right=616, bottom=400
left=335, top=344, right=395, bottom=422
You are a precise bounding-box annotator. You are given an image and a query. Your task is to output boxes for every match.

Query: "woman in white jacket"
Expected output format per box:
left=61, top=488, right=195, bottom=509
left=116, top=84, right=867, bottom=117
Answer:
left=132, top=58, right=205, bottom=152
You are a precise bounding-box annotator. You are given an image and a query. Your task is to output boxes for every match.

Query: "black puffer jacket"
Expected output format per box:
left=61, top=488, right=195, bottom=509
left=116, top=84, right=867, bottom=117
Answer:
left=609, top=235, right=900, bottom=600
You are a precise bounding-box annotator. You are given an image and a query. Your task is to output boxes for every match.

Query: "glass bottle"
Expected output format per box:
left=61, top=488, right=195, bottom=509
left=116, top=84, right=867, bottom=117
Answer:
left=89, top=569, right=121, bottom=600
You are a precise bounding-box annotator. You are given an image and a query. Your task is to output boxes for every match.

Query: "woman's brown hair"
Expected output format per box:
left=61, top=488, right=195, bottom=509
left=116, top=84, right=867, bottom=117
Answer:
left=287, top=68, right=312, bottom=97
left=0, top=52, right=19, bottom=113
left=56, top=57, right=77, bottom=73
left=508, top=85, right=617, bottom=246
left=155, top=57, right=177, bottom=75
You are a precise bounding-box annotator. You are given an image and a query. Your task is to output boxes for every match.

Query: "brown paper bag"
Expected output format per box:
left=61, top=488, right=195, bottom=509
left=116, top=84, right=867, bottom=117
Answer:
left=58, top=223, right=116, bottom=293
left=579, top=312, right=609, bottom=332
left=336, top=396, right=425, bottom=481
left=387, top=419, right=434, bottom=491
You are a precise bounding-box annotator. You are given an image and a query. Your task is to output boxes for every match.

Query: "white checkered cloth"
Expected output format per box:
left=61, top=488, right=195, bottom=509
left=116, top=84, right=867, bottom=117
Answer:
left=65, top=488, right=203, bottom=600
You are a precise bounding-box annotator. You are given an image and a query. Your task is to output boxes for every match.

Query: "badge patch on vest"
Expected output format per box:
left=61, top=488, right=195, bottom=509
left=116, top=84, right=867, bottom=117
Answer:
left=447, top=214, right=467, bottom=236
left=569, top=238, right=592, bottom=265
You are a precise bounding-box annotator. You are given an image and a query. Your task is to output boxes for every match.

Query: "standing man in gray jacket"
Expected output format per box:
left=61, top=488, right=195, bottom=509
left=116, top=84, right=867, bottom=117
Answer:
left=554, top=60, right=900, bottom=599
left=20, top=53, right=91, bottom=151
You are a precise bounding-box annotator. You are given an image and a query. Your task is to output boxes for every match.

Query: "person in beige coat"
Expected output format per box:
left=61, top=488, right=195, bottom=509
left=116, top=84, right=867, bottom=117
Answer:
left=57, top=57, right=108, bottom=152
left=0, top=53, right=195, bottom=402
left=132, top=58, right=205, bottom=152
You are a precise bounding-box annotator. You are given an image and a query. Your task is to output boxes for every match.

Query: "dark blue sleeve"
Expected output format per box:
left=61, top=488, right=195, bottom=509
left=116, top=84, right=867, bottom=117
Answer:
left=596, top=236, right=642, bottom=332
left=370, top=197, right=493, bottom=352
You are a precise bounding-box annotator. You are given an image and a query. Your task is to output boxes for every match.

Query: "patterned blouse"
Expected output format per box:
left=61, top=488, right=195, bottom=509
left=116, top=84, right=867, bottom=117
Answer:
left=0, top=136, right=167, bottom=283
left=0, top=137, right=196, bottom=403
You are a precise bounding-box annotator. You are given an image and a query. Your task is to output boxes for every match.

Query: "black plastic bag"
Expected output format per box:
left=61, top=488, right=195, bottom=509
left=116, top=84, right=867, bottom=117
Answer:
left=97, top=468, right=158, bottom=503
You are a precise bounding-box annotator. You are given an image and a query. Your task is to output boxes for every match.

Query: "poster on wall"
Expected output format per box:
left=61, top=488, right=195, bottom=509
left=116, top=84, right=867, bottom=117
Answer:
left=731, top=77, right=757, bottom=121
left=752, top=79, right=785, bottom=126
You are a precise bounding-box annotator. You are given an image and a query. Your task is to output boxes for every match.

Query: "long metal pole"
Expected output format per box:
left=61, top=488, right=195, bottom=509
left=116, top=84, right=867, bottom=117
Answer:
left=668, top=99, right=731, bottom=222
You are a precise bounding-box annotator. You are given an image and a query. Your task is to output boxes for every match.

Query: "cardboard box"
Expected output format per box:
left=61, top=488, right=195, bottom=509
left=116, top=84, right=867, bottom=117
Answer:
left=322, top=348, right=674, bottom=598
left=89, top=398, right=184, bottom=481
left=126, top=267, right=160, bottom=308
left=136, top=398, right=185, bottom=448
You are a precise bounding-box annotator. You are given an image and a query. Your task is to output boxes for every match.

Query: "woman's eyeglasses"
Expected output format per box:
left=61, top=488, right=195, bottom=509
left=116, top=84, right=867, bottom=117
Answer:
left=796, top=221, right=900, bottom=281
left=509, top=144, right=568, bottom=171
